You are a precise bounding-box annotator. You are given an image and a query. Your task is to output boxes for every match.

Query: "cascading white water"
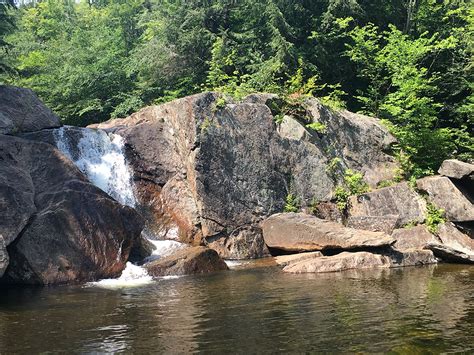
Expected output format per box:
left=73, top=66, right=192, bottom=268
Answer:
left=54, top=126, right=187, bottom=288
left=54, top=127, right=136, bottom=207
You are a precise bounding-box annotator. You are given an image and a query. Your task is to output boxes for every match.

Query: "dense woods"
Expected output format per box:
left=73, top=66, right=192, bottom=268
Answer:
left=0, top=0, right=472, bottom=175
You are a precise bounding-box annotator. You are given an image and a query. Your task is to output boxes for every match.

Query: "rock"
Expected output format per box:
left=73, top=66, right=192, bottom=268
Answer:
left=144, top=246, right=228, bottom=277
left=426, top=244, right=474, bottom=264
left=274, top=251, right=323, bottom=267
left=392, top=225, right=439, bottom=251
left=425, top=223, right=474, bottom=263
left=0, top=135, right=143, bottom=285
left=0, top=85, right=60, bottom=134
left=416, top=176, right=474, bottom=222
left=261, top=212, right=394, bottom=252
left=282, top=250, right=437, bottom=273
left=346, top=215, right=400, bottom=235
left=347, top=182, right=426, bottom=232
left=0, top=237, right=8, bottom=278
left=438, top=159, right=474, bottom=180
left=90, top=93, right=398, bottom=252
left=312, top=201, right=344, bottom=223
left=206, top=226, right=270, bottom=260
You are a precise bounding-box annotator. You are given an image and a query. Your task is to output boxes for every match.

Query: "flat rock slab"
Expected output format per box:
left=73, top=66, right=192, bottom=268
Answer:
left=274, top=252, right=323, bottom=267
left=392, top=225, right=439, bottom=252
left=282, top=250, right=437, bottom=273
left=438, top=159, right=474, bottom=180
left=0, top=85, right=60, bottom=134
left=347, top=182, right=426, bottom=232
left=417, top=176, right=474, bottom=222
left=262, top=212, right=394, bottom=252
left=144, top=246, right=229, bottom=277
left=425, top=223, right=474, bottom=263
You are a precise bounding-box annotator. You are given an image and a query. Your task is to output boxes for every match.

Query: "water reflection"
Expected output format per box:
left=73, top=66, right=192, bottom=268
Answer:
left=0, top=264, right=473, bottom=353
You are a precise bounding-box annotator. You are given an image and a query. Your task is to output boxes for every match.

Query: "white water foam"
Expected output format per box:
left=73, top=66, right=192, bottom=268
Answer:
left=144, top=239, right=188, bottom=264
left=54, top=127, right=136, bottom=207
left=87, top=262, right=153, bottom=289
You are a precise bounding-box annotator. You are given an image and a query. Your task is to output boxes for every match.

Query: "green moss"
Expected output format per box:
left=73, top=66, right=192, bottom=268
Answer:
left=305, top=122, right=327, bottom=134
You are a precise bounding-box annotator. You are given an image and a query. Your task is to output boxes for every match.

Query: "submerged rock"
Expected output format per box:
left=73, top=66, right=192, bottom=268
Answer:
left=91, top=93, right=398, bottom=256
left=144, top=246, right=228, bottom=277
left=347, top=182, right=426, bottom=233
left=0, top=135, right=143, bottom=285
left=416, top=176, right=474, bottom=222
left=0, top=85, right=60, bottom=134
left=261, top=212, right=394, bottom=252
left=438, top=159, right=474, bottom=180
left=282, top=250, right=437, bottom=274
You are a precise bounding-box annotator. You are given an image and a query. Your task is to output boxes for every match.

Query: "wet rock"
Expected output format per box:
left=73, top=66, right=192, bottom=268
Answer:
left=91, top=93, right=398, bottom=252
left=261, top=212, right=394, bottom=252
left=416, top=176, right=474, bottom=222
left=274, top=252, right=323, bottom=267
left=0, top=85, right=60, bottom=134
left=347, top=182, right=426, bottom=232
left=392, top=225, right=439, bottom=251
left=144, top=246, right=228, bottom=277
left=0, top=135, right=143, bottom=285
left=206, top=227, right=270, bottom=260
left=0, top=237, right=8, bottom=278
left=426, top=223, right=474, bottom=263
left=438, top=159, right=474, bottom=180
left=282, top=250, right=437, bottom=273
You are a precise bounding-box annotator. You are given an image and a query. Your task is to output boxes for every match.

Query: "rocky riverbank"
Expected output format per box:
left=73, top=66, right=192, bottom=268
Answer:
left=1, top=85, right=473, bottom=285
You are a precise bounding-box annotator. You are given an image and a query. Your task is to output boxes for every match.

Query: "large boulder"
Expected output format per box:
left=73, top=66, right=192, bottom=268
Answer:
left=205, top=226, right=270, bottom=260
left=91, top=93, right=398, bottom=257
left=426, top=223, right=474, bottom=263
left=347, top=182, right=426, bottom=233
left=274, top=251, right=323, bottom=267
left=0, top=135, right=143, bottom=285
left=282, top=250, right=437, bottom=273
left=438, top=159, right=474, bottom=180
left=392, top=225, right=439, bottom=252
left=0, top=85, right=60, bottom=134
left=416, top=176, right=474, bottom=222
left=144, top=246, right=229, bottom=277
left=261, top=212, right=394, bottom=252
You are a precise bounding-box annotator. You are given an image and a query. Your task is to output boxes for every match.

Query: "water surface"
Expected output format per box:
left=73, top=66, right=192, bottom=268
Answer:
left=1, top=264, right=473, bottom=353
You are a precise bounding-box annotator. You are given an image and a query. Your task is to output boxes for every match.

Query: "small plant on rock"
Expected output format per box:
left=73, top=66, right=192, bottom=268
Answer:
left=334, top=186, right=350, bottom=212
left=344, top=169, right=369, bottom=195
left=284, top=193, right=300, bottom=213
left=306, top=122, right=327, bottom=134
left=426, top=203, right=446, bottom=233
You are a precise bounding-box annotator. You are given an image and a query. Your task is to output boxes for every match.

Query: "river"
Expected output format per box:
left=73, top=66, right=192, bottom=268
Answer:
left=0, top=263, right=473, bottom=353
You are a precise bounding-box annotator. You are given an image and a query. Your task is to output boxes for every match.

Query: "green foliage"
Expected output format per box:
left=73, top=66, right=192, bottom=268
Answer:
left=306, top=122, right=327, bottom=134
left=425, top=203, right=446, bottom=234
left=334, top=186, right=350, bottom=212
left=284, top=193, right=300, bottom=213
left=344, top=169, right=369, bottom=195
left=2, top=0, right=472, bottom=172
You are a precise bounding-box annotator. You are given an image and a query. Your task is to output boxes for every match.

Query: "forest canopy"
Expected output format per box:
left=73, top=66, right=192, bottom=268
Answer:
left=1, top=0, right=473, bottom=175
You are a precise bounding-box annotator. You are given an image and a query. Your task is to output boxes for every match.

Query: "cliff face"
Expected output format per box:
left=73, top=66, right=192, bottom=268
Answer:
left=91, top=92, right=398, bottom=258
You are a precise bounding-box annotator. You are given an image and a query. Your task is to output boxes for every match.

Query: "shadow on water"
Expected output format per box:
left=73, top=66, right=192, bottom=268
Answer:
left=0, top=263, right=473, bottom=353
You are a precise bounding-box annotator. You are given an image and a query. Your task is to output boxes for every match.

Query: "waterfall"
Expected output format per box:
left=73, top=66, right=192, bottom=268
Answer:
left=54, top=126, right=187, bottom=287
left=54, top=127, right=136, bottom=207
